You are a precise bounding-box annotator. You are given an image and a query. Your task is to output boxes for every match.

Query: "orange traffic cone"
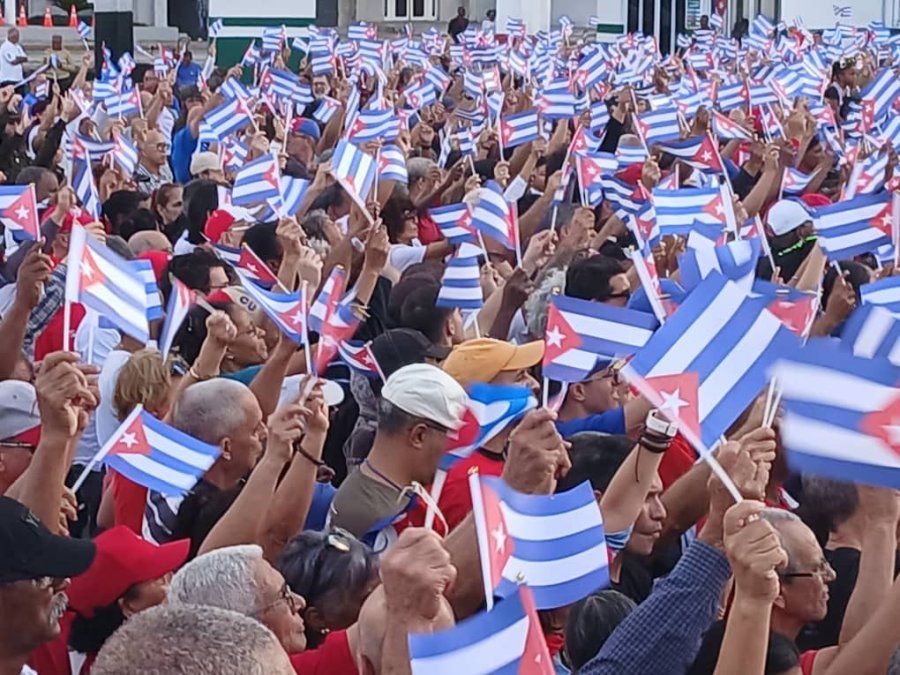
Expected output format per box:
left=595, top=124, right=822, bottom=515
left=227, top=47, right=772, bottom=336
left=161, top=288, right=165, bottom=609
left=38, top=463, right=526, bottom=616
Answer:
left=68, top=4, right=77, bottom=27
left=16, top=4, right=26, bottom=26
left=42, top=6, right=52, bottom=27
left=0, top=6, right=5, bottom=26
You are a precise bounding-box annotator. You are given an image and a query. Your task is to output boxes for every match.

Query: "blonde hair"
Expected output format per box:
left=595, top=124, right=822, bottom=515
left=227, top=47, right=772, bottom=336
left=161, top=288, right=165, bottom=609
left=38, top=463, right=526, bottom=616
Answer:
left=113, top=348, right=172, bottom=420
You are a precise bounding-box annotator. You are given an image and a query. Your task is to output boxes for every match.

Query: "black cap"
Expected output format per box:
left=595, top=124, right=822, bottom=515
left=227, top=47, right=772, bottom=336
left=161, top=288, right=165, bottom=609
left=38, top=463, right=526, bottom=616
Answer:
left=0, top=497, right=96, bottom=584
left=370, top=328, right=451, bottom=378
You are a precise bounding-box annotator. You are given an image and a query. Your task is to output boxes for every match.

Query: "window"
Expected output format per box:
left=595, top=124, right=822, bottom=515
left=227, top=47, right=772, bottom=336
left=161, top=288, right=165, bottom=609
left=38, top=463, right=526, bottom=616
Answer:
left=384, top=0, right=435, bottom=20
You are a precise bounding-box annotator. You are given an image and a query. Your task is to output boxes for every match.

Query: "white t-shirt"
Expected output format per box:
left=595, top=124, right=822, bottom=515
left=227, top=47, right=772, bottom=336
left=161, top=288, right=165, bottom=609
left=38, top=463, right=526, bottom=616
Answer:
left=388, top=240, right=426, bottom=273
left=0, top=40, right=26, bottom=82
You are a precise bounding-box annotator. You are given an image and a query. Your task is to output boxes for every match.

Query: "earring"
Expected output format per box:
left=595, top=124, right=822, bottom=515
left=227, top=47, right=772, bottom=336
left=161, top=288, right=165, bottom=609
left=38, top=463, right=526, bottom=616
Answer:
left=223, top=452, right=232, bottom=461
left=320, top=627, right=330, bottom=636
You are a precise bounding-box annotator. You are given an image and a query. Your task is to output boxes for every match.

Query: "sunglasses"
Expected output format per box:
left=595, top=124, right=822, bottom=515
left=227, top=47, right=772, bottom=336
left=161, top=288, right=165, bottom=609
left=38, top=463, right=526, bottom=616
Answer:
left=0, top=441, right=36, bottom=452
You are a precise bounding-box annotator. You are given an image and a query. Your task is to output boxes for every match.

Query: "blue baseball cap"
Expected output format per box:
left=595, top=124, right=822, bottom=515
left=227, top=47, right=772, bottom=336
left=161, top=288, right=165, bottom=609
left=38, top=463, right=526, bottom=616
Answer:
left=290, top=117, right=321, bottom=141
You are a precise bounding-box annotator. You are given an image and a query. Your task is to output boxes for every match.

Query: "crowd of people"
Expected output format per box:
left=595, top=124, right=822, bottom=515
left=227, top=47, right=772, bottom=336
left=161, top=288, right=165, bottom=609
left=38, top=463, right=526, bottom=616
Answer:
left=0, top=8, right=898, bottom=675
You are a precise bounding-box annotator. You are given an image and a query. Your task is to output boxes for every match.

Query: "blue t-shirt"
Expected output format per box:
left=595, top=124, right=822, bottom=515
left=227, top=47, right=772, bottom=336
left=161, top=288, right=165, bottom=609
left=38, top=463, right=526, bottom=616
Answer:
left=170, top=125, right=198, bottom=185
left=219, top=364, right=263, bottom=385
left=175, top=61, right=202, bottom=90
left=554, top=407, right=627, bottom=438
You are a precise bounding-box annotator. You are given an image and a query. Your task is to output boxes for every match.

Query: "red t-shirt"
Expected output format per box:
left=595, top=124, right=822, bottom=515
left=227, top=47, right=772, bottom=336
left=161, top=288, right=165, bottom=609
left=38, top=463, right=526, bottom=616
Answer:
left=289, top=630, right=357, bottom=675
left=800, top=649, right=817, bottom=675
left=34, top=303, right=85, bottom=362
left=110, top=469, right=148, bottom=534
left=416, top=211, right=442, bottom=245
left=437, top=450, right=505, bottom=532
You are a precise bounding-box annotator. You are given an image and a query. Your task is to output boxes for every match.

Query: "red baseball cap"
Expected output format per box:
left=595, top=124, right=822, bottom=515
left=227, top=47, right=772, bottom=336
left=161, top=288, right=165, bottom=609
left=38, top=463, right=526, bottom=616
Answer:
left=66, top=526, right=189, bottom=618
left=57, top=210, right=99, bottom=235
left=137, top=250, right=171, bottom=284
left=800, top=193, right=832, bottom=208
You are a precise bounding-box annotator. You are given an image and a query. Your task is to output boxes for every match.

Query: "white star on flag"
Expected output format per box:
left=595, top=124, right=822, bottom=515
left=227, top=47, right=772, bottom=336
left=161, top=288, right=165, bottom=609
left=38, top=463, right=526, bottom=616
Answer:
left=119, top=432, right=138, bottom=449
left=546, top=326, right=565, bottom=348
left=658, top=388, right=688, bottom=414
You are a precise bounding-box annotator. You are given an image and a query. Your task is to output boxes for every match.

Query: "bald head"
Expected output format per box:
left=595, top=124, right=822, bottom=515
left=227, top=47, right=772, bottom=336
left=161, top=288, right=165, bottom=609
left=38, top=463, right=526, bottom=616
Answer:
left=128, top=229, right=172, bottom=255
left=92, top=604, right=293, bottom=675
left=172, top=379, right=257, bottom=446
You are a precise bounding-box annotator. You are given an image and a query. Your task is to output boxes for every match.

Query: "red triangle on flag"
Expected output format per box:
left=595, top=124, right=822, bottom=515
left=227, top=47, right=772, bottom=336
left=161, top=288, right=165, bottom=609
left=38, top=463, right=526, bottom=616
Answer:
left=79, top=248, right=105, bottom=292
left=767, top=297, right=815, bottom=335
left=518, top=586, right=555, bottom=675
left=2, top=190, right=38, bottom=237
left=642, top=372, right=701, bottom=441
left=500, top=120, right=512, bottom=144
left=695, top=136, right=723, bottom=172
left=543, top=302, right=583, bottom=365
left=278, top=305, right=306, bottom=331
left=702, top=194, right=727, bottom=222
left=447, top=408, right=480, bottom=451
left=480, top=480, right=513, bottom=588
left=871, top=204, right=893, bottom=239
left=859, top=393, right=900, bottom=457
left=108, top=414, right=152, bottom=457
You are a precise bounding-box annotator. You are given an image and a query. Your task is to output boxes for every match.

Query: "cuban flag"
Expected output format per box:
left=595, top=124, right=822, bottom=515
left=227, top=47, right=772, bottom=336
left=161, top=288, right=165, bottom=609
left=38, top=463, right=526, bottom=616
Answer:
left=430, top=203, right=475, bottom=245
left=77, top=20, right=92, bottom=40
left=232, top=155, right=281, bottom=206
left=623, top=273, right=796, bottom=450
left=105, top=87, right=142, bottom=118
left=499, top=108, right=540, bottom=148
left=261, top=25, right=286, bottom=53
left=576, top=153, right=618, bottom=205
left=589, top=100, right=610, bottom=134
left=616, top=143, right=649, bottom=166
left=471, top=476, right=609, bottom=610
left=636, top=107, right=682, bottom=145
left=716, top=81, right=750, bottom=112
left=71, top=148, right=102, bottom=219
left=404, top=80, right=438, bottom=109
left=331, top=139, right=376, bottom=212
left=626, top=202, right=660, bottom=250
left=237, top=271, right=308, bottom=343
left=236, top=245, right=279, bottom=288
left=654, top=135, right=723, bottom=173
left=208, top=18, right=224, bottom=38
left=849, top=69, right=900, bottom=127
left=221, top=136, right=249, bottom=172
left=679, top=235, right=761, bottom=293
left=378, top=144, right=408, bottom=184
left=158, top=277, right=195, bottom=359
left=107, top=132, right=138, bottom=176
left=861, top=277, right=900, bottom=315
left=846, top=151, right=890, bottom=198
left=437, top=247, right=483, bottom=310
left=348, top=22, right=377, bottom=41
left=441, top=383, right=537, bottom=472
left=64, top=225, right=151, bottom=344
left=472, top=180, right=518, bottom=250
left=769, top=343, right=900, bottom=488
left=841, top=305, right=900, bottom=365
left=0, top=185, right=39, bottom=242
left=812, top=192, right=892, bottom=260
left=308, top=267, right=348, bottom=334
left=408, top=585, right=552, bottom=675
left=218, top=77, right=252, bottom=101
left=338, top=339, right=381, bottom=378
left=348, top=107, right=401, bottom=142
left=273, top=176, right=310, bottom=218
left=312, top=96, right=341, bottom=125
left=652, top=185, right=731, bottom=238
left=538, top=79, right=580, bottom=120
left=203, top=97, right=253, bottom=140
left=96, top=406, right=221, bottom=496
left=259, top=67, right=300, bottom=100
left=315, top=294, right=361, bottom=376
left=132, top=260, right=163, bottom=323
left=71, top=135, right=115, bottom=162
left=751, top=279, right=819, bottom=336
left=781, top=167, right=816, bottom=195
left=543, top=294, right=659, bottom=382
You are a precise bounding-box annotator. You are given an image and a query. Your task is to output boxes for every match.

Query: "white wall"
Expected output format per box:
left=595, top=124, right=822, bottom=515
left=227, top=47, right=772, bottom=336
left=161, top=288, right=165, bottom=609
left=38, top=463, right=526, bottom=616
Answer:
left=780, top=0, right=882, bottom=28
left=496, top=0, right=550, bottom=33
left=209, top=0, right=317, bottom=18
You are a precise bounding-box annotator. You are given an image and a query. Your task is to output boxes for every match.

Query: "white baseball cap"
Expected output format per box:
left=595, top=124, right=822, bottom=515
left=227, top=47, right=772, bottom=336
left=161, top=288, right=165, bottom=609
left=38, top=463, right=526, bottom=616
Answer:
left=767, top=199, right=812, bottom=237
left=0, top=381, right=40, bottom=442
left=381, top=363, right=468, bottom=430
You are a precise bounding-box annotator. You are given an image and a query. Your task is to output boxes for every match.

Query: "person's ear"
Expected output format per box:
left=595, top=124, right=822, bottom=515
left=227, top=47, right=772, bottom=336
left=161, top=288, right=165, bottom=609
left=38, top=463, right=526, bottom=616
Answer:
left=118, top=595, right=140, bottom=619
left=220, top=438, right=232, bottom=462
left=570, top=382, right=586, bottom=403
left=593, top=488, right=604, bottom=505
left=408, top=423, right=428, bottom=450
left=303, top=605, right=327, bottom=635
left=772, top=586, right=787, bottom=610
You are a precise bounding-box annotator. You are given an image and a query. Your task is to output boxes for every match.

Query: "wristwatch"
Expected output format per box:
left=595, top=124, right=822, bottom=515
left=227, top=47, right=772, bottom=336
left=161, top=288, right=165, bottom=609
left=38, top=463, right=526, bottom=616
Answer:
left=640, top=409, right=677, bottom=454
left=645, top=409, right=678, bottom=438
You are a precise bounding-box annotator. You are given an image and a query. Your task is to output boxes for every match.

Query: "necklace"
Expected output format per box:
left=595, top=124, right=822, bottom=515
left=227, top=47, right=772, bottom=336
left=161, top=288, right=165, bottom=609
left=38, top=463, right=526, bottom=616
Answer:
left=362, top=459, right=404, bottom=492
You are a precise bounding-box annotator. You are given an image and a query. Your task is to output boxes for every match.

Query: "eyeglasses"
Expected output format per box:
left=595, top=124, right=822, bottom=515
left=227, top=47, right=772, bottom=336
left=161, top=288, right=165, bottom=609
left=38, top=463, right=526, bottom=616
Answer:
left=155, top=143, right=171, bottom=152
left=584, top=369, right=622, bottom=387
left=780, top=559, right=835, bottom=580
left=325, top=528, right=354, bottom=553
left=253, top=581, right=302, bottom=616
